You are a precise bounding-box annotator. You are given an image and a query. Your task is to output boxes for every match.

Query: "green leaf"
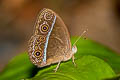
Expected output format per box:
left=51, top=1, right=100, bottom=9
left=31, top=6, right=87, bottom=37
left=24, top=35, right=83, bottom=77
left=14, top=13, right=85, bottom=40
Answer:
left=0, top=37, right=119, bottom=80
left=71, top=37, right=120, bottom=73
left=0, top=53, right=36, bottom=80
left=30, top=55, right=115, bottom=80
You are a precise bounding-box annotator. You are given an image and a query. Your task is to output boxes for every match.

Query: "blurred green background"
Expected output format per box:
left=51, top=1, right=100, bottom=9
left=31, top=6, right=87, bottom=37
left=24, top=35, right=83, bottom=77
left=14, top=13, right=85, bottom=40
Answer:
left=0, top=0, right=120, bottom=72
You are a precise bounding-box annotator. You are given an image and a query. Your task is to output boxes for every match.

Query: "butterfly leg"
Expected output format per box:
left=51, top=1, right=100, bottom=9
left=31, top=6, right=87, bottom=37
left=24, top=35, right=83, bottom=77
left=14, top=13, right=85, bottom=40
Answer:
left=72, top=55, right=76, bottom=67
left=54, top=61, right=61, bottom=72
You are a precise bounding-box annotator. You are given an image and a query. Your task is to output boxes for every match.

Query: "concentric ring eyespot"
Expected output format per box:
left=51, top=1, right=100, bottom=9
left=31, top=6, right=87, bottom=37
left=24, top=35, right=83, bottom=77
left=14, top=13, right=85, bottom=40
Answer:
left=36, top=52, right=40, bottom=56
left=39, top=36, right=46, bottom=43
left=34, top=45, right=39, bottom=50
left=41, top=24, right=49, bottom=32
left=39, top=22, right=50, bottom=34
left=34, top=50, right=43, bottom=58
left=34, top=35, right=46, bottom=43
left=44, top=11, right=53, bottom=20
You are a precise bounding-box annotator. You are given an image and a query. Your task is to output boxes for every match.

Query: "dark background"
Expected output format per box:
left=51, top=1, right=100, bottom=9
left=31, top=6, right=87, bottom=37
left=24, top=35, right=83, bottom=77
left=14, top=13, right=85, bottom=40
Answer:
left=0, top=0, right=120, bottom=71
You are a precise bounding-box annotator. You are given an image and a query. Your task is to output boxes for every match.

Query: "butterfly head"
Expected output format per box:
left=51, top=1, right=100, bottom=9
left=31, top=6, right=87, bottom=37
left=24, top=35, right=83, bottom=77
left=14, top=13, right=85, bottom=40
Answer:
left=72, top=45, right=77, bottom=54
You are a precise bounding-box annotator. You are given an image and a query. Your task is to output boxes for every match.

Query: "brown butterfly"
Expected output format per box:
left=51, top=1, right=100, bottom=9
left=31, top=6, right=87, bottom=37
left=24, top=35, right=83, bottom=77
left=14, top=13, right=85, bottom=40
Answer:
left=28, top=8, right=83, bottom=72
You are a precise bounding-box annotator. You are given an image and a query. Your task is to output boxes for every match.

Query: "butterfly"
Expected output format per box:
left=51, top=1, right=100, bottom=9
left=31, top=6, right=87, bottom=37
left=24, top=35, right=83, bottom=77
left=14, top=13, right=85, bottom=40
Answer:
left=28, top=8, right=86, bottom=72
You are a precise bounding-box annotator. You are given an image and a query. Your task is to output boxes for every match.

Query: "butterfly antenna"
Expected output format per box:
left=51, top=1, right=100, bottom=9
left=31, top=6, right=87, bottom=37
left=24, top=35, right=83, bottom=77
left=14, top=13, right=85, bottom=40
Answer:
left=73, top=29, right=88, bottom=46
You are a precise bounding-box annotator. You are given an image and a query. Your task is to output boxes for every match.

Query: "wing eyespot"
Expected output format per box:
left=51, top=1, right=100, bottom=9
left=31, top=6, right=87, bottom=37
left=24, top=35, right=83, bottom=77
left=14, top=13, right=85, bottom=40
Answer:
left=34, top=45, right=39, bottom=50
left=44, top=11, right=53, bottom=20
left=41, top=24, right=49, bottom=32
left=39, top=36, right=46, bottom=43
left=39, top=21, right=49, bottom=34
left=34, top=50, right=43, bottom=58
